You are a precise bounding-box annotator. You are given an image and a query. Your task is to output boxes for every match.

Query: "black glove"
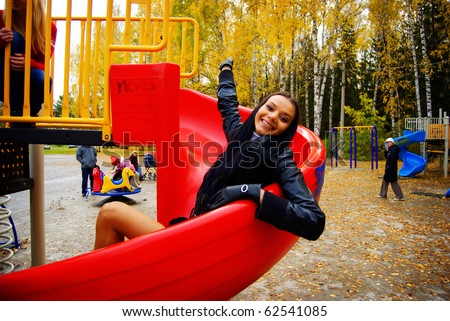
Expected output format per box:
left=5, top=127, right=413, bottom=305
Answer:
left=209, top=184, right=261, bottom=210
left=219, top=57, right=233, bottom=71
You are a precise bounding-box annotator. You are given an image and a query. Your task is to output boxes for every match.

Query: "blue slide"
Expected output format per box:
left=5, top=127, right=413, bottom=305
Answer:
left=393, top=130, right=426, bottom=177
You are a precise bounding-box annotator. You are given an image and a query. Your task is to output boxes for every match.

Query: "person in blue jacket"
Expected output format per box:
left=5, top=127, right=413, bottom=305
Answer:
left=93, top=58, right=326, bottom=249
left=76, top=145, right=97, bottom=197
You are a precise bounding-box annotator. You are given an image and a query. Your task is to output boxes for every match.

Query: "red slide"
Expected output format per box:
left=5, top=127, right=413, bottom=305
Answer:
left=0, top=64, right=325, bottom=300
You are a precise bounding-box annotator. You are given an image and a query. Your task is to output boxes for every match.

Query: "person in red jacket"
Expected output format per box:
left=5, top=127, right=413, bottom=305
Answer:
left=0, top=0, right=57, bottom=120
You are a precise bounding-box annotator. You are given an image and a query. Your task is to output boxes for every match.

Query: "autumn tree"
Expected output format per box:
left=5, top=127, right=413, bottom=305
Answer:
left=62, top=0, right=450, bottom=138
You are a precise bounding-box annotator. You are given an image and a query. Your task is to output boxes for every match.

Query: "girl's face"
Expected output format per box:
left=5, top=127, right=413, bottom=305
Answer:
left=254, top=95, right=296, bottom=136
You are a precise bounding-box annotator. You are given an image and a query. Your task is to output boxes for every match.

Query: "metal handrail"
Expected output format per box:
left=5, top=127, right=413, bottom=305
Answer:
left=405, top=117, right=448, bottom=140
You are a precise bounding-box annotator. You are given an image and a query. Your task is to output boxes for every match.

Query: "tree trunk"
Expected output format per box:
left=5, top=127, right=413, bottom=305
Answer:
left=319, top=59, right=330, bottom=129
left=418, top=4, right=433, bottom=117
left=407, top=0, right=422, bottom=117
left=312, top=18, right=322, bottom=136
left=305, top=66, right=310, bottom=129
left=373, top=68, right=379, bottom=111
left=251, top=48, right=258, bottom=107
left=329, top=69, right=336, bottom=130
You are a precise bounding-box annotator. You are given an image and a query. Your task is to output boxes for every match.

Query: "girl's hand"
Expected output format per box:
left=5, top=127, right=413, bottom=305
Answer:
left=209, top=184, right=261, bottom=210
left=0, top=27, right=13, bottom=42
left=10, top=54, right=25, bottom=71
left=219, top=57, right=233, bottom=71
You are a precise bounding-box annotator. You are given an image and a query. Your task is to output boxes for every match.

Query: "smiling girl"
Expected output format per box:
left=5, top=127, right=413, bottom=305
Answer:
left=94, top=58, right=325, bottom=249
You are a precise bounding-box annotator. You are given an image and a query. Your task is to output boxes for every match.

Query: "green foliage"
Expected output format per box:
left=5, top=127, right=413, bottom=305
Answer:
left=343, top=93, right=388, bottom=160
left=344, top=93, right=386, bottom=128
left=53, top=95, right=75, bottom=118
left=59, top=0, right=449, bottom=137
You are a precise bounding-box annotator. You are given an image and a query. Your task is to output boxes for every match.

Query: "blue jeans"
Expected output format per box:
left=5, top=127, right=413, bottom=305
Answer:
left=81, top=167, right=94, bottom=195
left=0, top=31, right=50, bottom=116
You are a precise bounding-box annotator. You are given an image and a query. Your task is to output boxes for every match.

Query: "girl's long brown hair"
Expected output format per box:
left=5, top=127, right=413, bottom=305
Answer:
left=3, top=0, right=49, bottom=54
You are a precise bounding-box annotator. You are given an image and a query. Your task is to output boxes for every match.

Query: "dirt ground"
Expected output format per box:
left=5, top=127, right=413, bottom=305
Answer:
left=2, top=154, right=449, bottom=301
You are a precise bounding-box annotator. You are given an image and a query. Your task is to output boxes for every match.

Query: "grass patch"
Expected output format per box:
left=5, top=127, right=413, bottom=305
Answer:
left=43, top=145, right=149, bottom=158
left=43, top=145, right=78, bottom=155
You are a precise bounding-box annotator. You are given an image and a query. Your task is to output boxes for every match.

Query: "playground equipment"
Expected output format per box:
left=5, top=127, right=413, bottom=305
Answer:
left=0, top=64, right=326, bottom=300
left=0, top=1, right=326, bottom=299
left=405, top=110, right=449, bottom=177
left=393, top=130, right=427, bottom=177
left=329, top=126, right=378, bottom=170
left=91, top=166, right=142, bottom=202
left=0, top=0, right=199, bottom=269
left=100, top=167, right=136, bottom=193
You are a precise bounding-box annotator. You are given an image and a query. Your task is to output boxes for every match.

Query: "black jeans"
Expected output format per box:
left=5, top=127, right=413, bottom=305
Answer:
left=81, top=167, right=94, bottom=195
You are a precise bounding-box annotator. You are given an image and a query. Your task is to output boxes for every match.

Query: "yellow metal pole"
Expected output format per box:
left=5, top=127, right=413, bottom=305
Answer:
left=124, top=0, right=132, bottom=63
left=152, top=20, right=158, bottom=63
left=166, top=21, right=173, bottom=62
left=78, top=21, right=85, bottom=117
left=92, top=22, right=101, bottom=118
left=82, top=0, right=93, bottom=118
left=109, top=0, right=170, bottom=53
left=62, top=0, right=72, bottom=118
left=144, top=0, right=151, bottom=62
left=144, top=0, right=152, bottom=48
left=3, top=0, right=12, bottom=116
left=180, top=21, right=187, bottom=74
left=22, top=0, right=33, bottom=117
left=179, top=18, right=199, bottom=78
left=43, top=0, right=53, bottom=117
left=139, top=18, right=145, bottom=63
left=103, top=0, right=113, bottom=141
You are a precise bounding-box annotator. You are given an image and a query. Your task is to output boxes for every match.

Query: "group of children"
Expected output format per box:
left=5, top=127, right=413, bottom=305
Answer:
left=91, top=151, right=156, bottom=195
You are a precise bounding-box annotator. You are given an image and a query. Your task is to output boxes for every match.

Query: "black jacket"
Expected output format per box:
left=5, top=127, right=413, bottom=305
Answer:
left=383, top=144, right=400, bottom=182
left=214, top=70, right=325, bottom=240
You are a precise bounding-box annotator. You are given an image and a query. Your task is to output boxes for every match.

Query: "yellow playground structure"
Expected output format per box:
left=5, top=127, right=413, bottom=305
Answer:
left=0, top=0, right=198, bottom=139
left=0, top=0, right=198, bottom=266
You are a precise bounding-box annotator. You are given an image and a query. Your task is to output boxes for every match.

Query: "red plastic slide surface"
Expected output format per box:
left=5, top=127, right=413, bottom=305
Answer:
left=0, top=65, right=326, bottom=300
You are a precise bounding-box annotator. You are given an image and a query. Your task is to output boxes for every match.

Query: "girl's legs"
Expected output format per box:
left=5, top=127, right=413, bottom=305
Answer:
left=0, top=31, right=48, bottom=116
left=0, top=31, right=25, bottom=115
left=94, top=201, right=165, bottom=250
left=29, top=68, right=47, bottom=116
